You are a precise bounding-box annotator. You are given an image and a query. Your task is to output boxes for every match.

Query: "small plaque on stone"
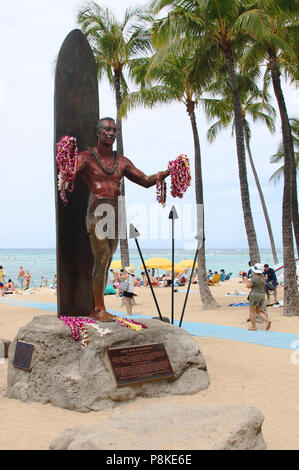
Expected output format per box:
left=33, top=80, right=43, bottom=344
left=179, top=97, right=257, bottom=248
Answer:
left=13, top=341, right=34, bottom=372
left=107, top=343, right=174, bottom=387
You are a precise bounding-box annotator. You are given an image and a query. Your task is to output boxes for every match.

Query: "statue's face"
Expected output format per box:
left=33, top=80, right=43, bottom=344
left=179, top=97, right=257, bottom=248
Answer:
left=99, top=120, right=117, bottom=146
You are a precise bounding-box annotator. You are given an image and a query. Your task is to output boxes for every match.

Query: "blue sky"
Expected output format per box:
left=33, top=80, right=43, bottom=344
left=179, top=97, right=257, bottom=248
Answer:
left=0, top=0, right=298, bottom=251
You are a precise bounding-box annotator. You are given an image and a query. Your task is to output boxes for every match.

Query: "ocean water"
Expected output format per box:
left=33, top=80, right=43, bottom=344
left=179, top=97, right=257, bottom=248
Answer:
left=0, top=248, right=282, bottom=288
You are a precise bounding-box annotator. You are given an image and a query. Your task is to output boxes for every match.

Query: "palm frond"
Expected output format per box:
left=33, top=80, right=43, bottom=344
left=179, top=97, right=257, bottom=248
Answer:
left=206, top=119, right=230, bottom=143
left=120, top=85, right=179, bottom=118
left=269, top=166, right=284, bottom=185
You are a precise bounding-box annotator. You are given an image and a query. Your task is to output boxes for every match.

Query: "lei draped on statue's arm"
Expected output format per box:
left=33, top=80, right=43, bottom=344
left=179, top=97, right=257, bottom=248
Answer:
left=56, top=135, right=79, bottom=206
left=156, top=154, right=191, bottom=206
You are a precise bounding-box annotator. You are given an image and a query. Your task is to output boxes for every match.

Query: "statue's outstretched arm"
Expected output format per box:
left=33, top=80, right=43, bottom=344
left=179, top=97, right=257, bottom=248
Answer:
left=124, top=158, right=169, bottom=188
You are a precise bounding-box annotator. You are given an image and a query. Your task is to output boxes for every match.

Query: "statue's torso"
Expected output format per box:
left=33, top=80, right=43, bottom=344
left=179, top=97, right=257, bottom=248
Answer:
left=78, top=148, right=127, bottom=201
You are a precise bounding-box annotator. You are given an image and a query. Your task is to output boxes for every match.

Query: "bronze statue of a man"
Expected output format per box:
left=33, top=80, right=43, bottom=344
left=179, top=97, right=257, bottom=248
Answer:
left=75, top=117, right=169, bottom=322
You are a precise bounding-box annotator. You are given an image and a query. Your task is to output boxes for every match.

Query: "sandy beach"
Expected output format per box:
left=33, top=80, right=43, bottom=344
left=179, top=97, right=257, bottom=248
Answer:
left=0, top=278, right=298, bottom=450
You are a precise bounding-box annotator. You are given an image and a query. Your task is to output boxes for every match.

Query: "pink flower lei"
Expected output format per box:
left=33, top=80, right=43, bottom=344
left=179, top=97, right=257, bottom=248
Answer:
left=156, top=154, right=191, bottom=206
left=59, top=316, right=96, bottom=341
left=56, top=135, right=79, bottom=206
left=156, top=172, right=167, bottom=207
left=168, top=154, right=191, bottom=199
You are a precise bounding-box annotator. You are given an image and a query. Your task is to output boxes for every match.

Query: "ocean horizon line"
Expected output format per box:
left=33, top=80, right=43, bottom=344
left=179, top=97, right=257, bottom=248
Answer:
left=0, top=247, right=283, bottom=251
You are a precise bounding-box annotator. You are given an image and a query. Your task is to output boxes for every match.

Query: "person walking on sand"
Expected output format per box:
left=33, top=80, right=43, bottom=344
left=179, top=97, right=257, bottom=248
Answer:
left=242, top=263, right=271, bottom=331
left=17, top=266, right=25, bottom=289
left=122, top=266, right=136, bottom=316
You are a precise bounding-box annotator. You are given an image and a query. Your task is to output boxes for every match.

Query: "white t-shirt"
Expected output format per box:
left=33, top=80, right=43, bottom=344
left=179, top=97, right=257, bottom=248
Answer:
left=126, top=274, right=135, bottom=293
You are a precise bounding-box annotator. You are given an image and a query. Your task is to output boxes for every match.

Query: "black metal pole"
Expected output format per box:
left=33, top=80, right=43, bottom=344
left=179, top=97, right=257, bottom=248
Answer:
left=171, top=218, right=175, bottom=325
left=134, top=238, right=164, bottom=321
left=179, top=248, right=199, bottom=328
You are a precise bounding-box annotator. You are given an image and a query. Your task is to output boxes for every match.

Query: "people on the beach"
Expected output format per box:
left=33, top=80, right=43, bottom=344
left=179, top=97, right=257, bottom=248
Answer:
left=40, top=276, right=47, bottom=288
left=242, top=263, right=271, bottom=331
left=24, top=270, right=31, bottom=290
left=117, top=269, right=127, bottom=297
left=247, top=261, right=253, bottom=279
left=264, top=264, right=279, bottom=305
left=7, top=279, right=15, bottom=293
left=50, top=275, right=57, bottom=289
left=122, top=266, right=136, bottom=316
left=0, top=266, right=6, bottom=296
left=134, top=276, right=142, bottom=287
left=174, top=273, right=187, bottom=287
left=150, top=275, right=160, bottom=287
left=17, top=266, right=25, bottom=289
left=140, top=272, right=148, bottom=287
left=162, top=274, right=172, bottom=287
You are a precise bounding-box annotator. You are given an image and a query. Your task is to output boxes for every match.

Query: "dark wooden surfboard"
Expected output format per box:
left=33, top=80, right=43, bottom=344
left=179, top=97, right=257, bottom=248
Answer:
left=54, top=29, right=99, bottom=316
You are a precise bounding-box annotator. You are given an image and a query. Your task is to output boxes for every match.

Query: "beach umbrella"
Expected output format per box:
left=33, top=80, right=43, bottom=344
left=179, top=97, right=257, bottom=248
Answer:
left=110, top=260, right=122, bottom=270
left=165, top=263, right=185, bottom=273
left=110, top=260, right=135, bottom=271
left=141, top=257, right=171, bottom=269
left=179, top=259, right=198, bottom=269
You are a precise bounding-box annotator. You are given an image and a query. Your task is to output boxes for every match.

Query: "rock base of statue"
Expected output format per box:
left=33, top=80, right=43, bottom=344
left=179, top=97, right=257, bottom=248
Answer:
left=6, top=315, right=209, bottom=412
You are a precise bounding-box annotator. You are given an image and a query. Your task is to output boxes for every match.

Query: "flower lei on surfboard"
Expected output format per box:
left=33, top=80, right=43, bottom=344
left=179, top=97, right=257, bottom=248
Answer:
left=156, top=154, right=191, bottom=206
left=56, top=136, right=79, bottom=206
left=59, top=315, right=147, bottom=348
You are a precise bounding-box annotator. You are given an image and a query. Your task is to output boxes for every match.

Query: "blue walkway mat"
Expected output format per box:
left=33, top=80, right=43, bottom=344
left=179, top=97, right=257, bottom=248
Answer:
left=1, top=297, right=298, bottom=350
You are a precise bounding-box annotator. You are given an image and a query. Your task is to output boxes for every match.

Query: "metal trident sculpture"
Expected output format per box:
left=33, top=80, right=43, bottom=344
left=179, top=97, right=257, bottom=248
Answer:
left=169, top=206, right=179, bottom=325
left=129, top=204, right=204, bottom=328
left=179, top=205, right=204, bottom=328
left=129, top=224, right=163, bottom=321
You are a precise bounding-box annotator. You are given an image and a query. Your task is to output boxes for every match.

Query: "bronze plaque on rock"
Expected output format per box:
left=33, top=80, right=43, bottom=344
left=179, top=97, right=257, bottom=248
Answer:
left=13, top=341, right=34, bottom=372
left=107, top=343, right=174, bottom=387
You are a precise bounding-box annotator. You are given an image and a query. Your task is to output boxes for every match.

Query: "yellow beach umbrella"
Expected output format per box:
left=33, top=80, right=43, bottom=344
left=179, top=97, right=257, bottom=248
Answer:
left=141, top=257, right=172, bottom=269
left=165, top=263, right=185, bottom=273
left=110, top=260, right=122, bottom=270
left=179, top=259, right=198, bottom=269
left=110, top=260, right=136, bottom=271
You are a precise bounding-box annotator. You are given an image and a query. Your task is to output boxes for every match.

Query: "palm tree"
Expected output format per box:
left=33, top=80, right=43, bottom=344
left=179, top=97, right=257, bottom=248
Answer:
left=235, top=0, right=299, bottom=314
left=77, top=2, right=153, bottom=268
left=150, top=0, right=261, bottom=266
left=205, top=72, right=279, bottom=264
left=121, top=49, right=220, bottom=309
left=270, top=118, right=299, bottom=183
left=270, top=118, right=299, bottom=256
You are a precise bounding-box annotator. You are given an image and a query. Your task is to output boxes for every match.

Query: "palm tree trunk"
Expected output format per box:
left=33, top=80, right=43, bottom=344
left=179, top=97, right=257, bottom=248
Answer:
left=114, top=71, right=130, bottom=268
left=268, top=50, right=299, bottom=315
left=189, top=104, right=219, bottom=309
left=243, top=121, right=279, bottom=264
left=291, top=156, right=299, bottom=257
left=224, top=46, right=260, bottom=265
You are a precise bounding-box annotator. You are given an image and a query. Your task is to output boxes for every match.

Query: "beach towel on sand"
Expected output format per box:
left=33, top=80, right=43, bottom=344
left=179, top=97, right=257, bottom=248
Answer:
left=225, top=290, right=248, bottom=296
left=229, top=302, right=249, bottom=307
left=104, top=285, right=116, bottom=295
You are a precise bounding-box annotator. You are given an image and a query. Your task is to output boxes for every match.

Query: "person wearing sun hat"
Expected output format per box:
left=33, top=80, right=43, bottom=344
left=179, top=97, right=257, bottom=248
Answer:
left=122, top=266, right=136, bottom=316
left=242, top=263, right=271, bottom=331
